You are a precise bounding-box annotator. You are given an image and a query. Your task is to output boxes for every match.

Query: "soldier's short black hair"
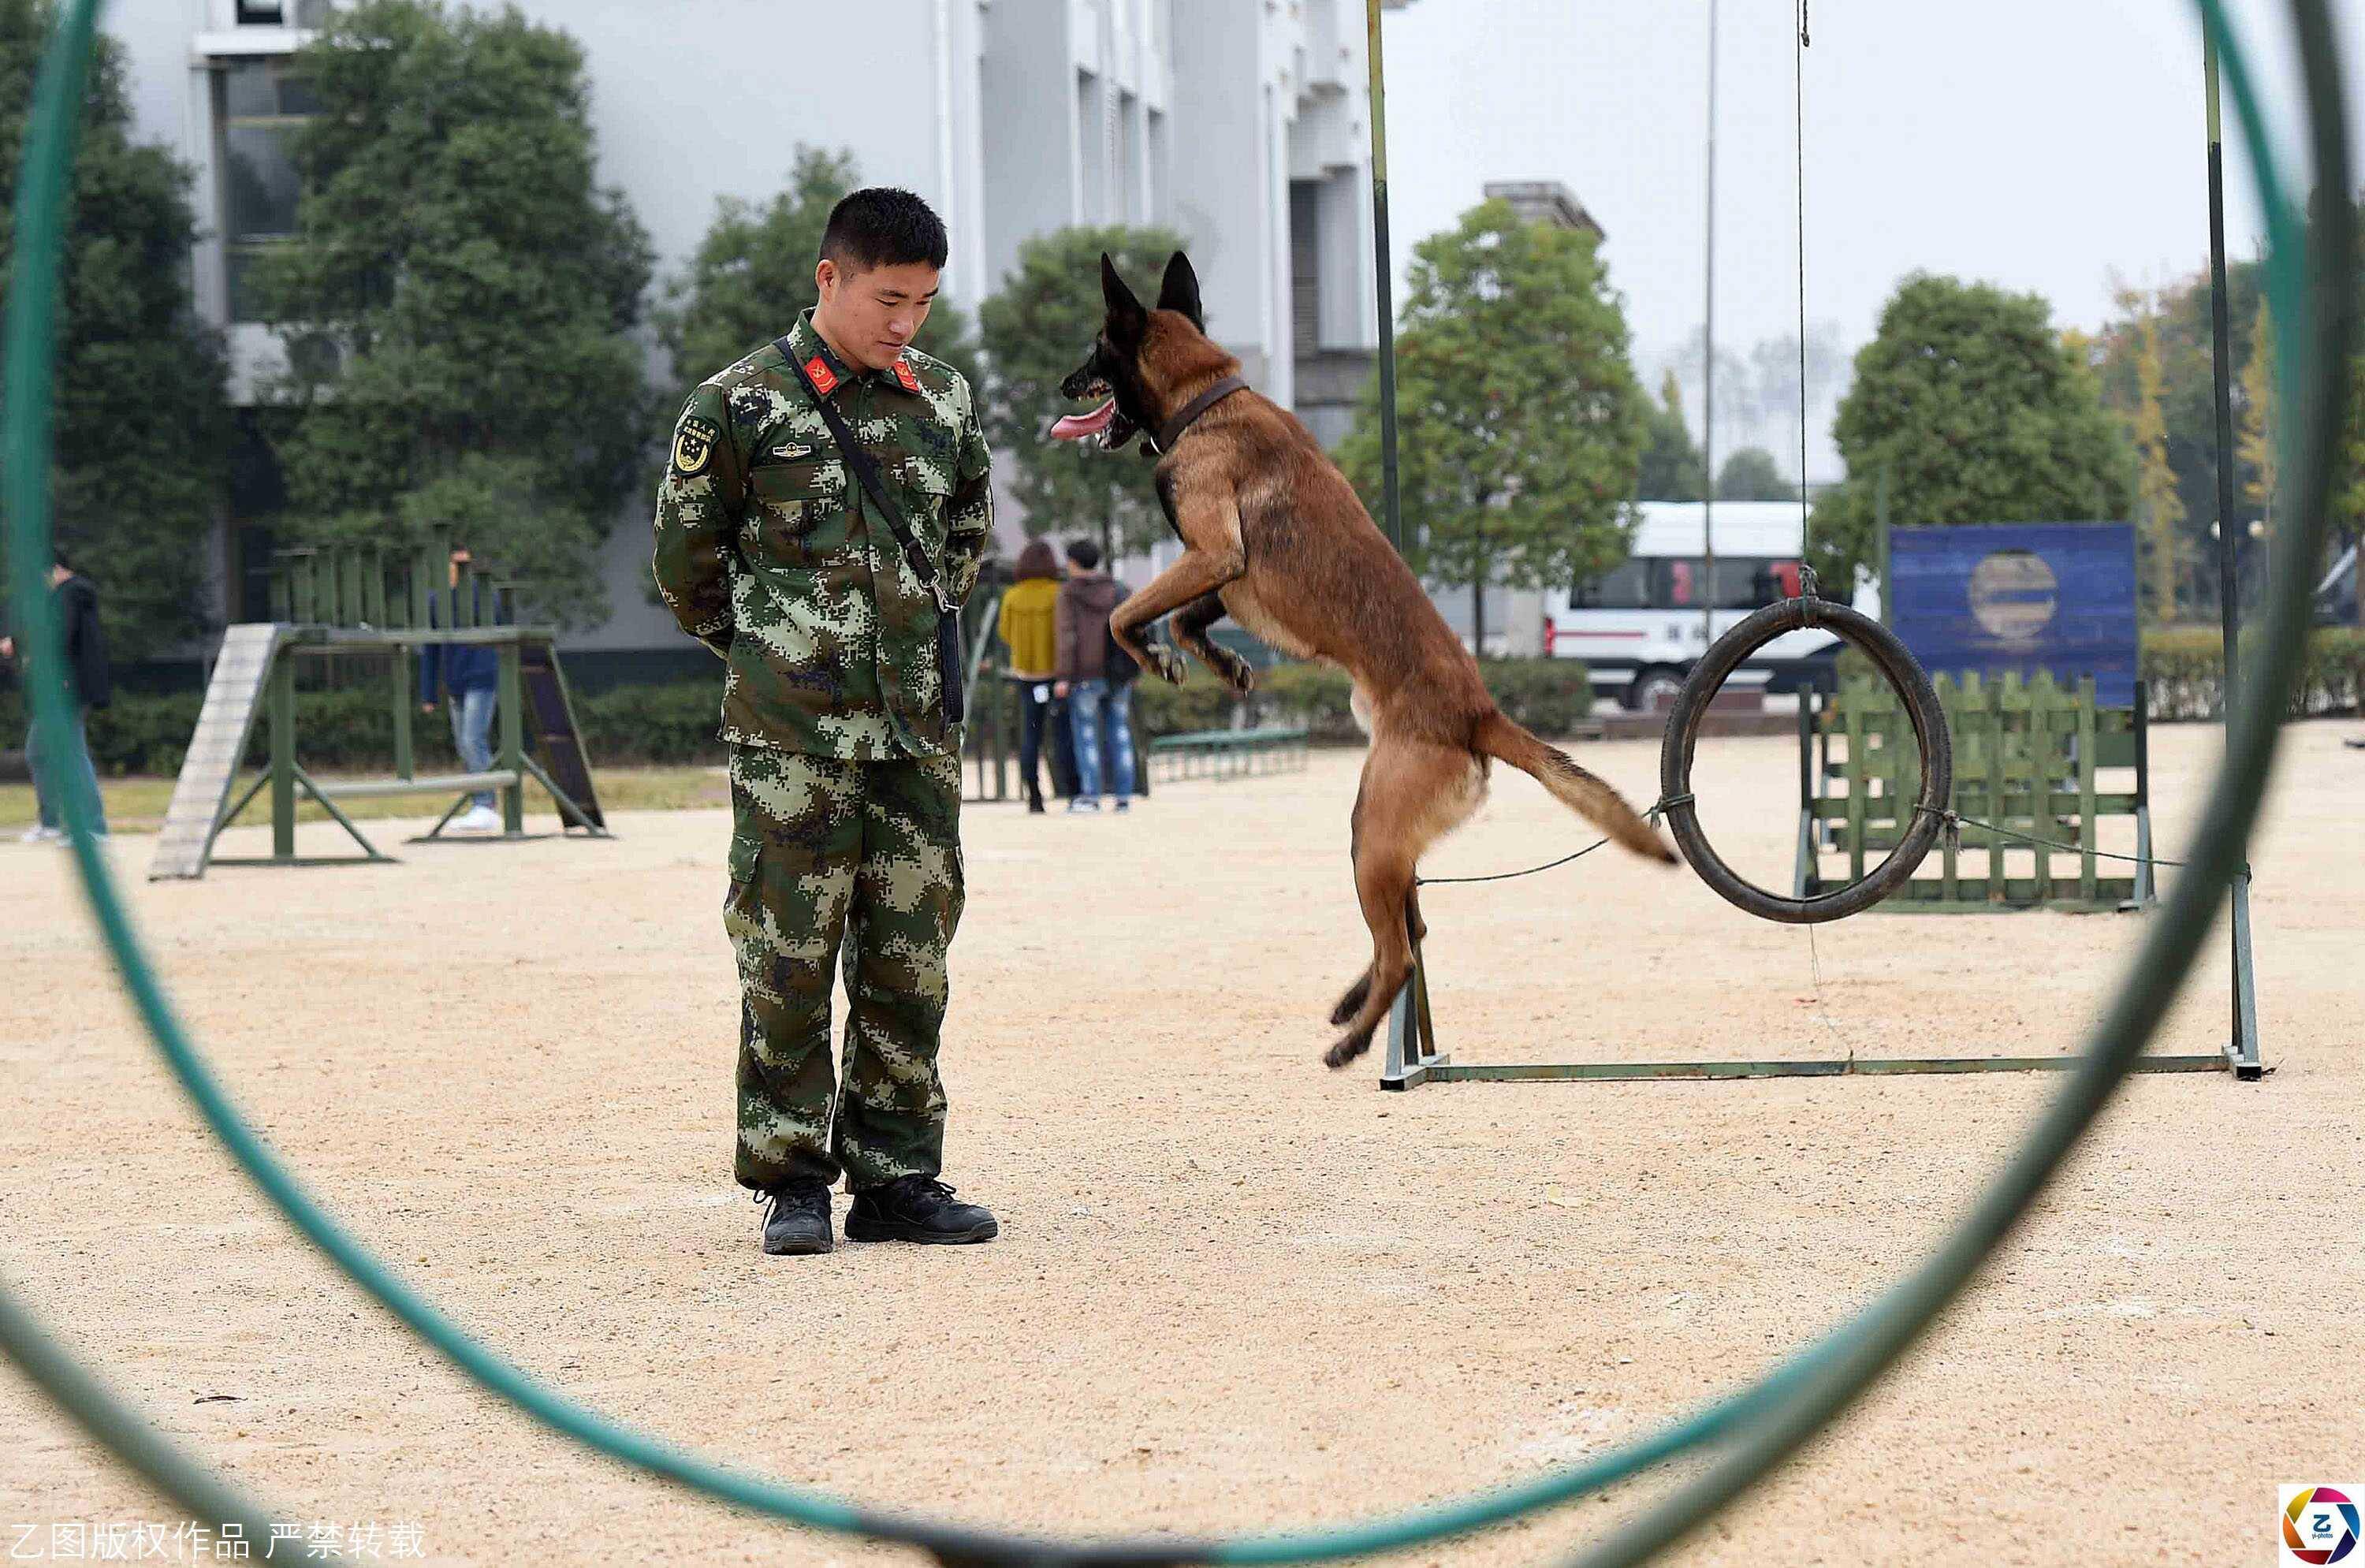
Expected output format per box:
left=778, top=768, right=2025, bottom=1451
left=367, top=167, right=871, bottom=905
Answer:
left=1065, top=538, right=1101, bottom=571
left=821, top=188, right=948, bottom=275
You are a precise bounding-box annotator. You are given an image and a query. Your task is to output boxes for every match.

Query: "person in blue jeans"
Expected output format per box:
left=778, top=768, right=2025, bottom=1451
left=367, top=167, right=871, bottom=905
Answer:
left=3, top=553, right=110, bottom=843
left=1052, top=537, right=1138, bottom=813
left=417, top=546, right=505, bottom=834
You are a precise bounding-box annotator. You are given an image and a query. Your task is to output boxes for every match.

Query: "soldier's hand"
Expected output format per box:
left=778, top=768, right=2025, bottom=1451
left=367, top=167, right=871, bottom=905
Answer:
left=0, top=635, right=13, bottom=659
left=1053, top=680, right=1069, bottom=698
left=420, top=702, right=437, bottom=715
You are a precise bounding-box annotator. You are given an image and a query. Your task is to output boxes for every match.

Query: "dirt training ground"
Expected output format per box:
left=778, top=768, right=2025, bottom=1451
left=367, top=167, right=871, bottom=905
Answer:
left=3, top=723, right=2358, bottom=1566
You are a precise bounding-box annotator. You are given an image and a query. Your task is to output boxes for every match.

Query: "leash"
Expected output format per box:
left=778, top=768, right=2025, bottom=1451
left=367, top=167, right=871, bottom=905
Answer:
left=1418, top=795, right=2196, bottom=890
left=1414, top=794, right=1691, bottom=887
left=1907, top=802, right=2194, bottom=870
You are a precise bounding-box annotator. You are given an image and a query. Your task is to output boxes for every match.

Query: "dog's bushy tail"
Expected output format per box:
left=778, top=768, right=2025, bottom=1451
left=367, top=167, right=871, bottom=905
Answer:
left=1473, top=711, right=1678, bottom=864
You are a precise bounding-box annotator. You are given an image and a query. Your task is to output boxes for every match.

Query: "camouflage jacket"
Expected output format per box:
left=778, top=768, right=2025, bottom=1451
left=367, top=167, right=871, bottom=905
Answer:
left=652, top=310, right=994, bottom=760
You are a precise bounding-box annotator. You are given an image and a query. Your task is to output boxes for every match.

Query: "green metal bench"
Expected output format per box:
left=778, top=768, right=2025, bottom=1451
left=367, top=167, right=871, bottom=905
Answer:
left=1145, top=724, right=1309, bottom=783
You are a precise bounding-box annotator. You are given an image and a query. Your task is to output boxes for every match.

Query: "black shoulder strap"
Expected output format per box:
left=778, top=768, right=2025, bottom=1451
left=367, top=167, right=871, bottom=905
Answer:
left=777, top=337, right=949, bottom=613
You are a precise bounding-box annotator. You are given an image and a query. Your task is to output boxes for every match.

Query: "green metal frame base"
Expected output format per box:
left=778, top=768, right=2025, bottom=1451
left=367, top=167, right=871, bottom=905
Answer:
left=1379, top=942, right=2243, bottom=1088
left=203, top=856, right=401, bottom=870
left=1420, top=1055, right=2230, bottom=1083
left=2226, top=866, right=2265, bottom=1078
left=1379, top=930, right=1447, bottom=1090
left=404, top=829, right=563, bottom=847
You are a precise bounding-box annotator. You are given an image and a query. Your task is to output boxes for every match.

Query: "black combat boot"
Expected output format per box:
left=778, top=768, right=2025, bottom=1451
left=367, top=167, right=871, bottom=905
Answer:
left=1026, top=781, right=1045, bottom=814
left=844, top=1175, right=999, bottom=1244
left=758, top=1179, right=834, bottom=1256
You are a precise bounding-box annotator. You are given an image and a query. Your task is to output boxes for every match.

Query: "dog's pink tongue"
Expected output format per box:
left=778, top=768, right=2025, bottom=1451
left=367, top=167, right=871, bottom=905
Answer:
left=1051, top=399, right=1116, bottom=441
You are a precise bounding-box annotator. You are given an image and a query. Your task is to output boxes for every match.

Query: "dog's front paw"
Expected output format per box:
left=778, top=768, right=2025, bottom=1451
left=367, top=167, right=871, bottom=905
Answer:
left=1151, top=644, right=1189, bottom=686
left=1216, top=650, right=1257, bottom=695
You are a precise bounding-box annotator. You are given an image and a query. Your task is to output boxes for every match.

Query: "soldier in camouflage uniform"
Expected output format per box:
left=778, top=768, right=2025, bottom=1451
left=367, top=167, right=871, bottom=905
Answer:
left=652, top=188, right=1000, bottom=1256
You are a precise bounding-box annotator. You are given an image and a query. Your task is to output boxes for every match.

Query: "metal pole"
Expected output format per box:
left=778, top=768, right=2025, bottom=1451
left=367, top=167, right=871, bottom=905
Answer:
left=269, top=654, right=295, bottom=862
left=1874, top=464, right=1893, bottom=627
left=2208, top=40, right=2243, bottom=711
left=497, top=640, right=524, bottom=836
left=2205, top=32, right=2263, bottom=1078
left=1365, top=0, right=1403, bottom=556
left=392, top=648, right=415, bottom=781
left=1701, top=0, right=1719, bottom=650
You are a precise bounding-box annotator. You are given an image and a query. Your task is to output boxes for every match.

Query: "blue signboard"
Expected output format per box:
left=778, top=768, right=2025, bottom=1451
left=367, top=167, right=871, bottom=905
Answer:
left=1888, top=523, right=2140, bottom=709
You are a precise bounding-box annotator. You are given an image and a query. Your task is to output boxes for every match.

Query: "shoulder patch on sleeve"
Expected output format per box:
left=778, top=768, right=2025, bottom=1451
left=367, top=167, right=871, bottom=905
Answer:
left=672, top=413, right=722, bottom=476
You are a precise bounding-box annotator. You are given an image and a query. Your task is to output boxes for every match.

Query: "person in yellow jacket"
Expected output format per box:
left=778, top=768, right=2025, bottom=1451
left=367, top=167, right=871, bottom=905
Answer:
left=996, top=537, right=1063, bottom=813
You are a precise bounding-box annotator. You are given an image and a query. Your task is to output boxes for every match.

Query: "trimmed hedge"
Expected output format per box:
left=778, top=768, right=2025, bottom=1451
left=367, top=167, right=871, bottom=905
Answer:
left=1129, top=657, right=1594, bottom=744
left=0, top=679, right=737, bottom=778
left=0, top=655, right=1603, bottom=777
left=2141, top=625, right=2365, bottom=719
left=1832, top=627, right=2365, bottom=720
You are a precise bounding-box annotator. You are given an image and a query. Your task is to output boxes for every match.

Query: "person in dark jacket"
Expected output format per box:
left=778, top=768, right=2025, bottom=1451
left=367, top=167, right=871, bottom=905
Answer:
left=2, top=553, right=111, bottom=842
left=417, top=545, right=505, bottom=834
left=1052, top=537, right=1138, bottom=813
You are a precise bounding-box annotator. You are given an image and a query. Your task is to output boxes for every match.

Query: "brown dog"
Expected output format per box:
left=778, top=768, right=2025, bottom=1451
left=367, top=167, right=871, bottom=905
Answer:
left=1052, top=251, right=1678, bottom=1068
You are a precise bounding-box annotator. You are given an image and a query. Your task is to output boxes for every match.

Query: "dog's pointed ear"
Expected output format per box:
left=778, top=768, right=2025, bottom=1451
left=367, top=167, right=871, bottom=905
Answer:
left=1156, top=251, right=1204, bottom=330
left=1101, top=253, right=1146, bottom=339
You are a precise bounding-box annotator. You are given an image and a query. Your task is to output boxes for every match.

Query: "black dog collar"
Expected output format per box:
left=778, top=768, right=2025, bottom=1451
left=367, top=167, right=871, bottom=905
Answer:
left=1151, top=376, right=1249, bottom=455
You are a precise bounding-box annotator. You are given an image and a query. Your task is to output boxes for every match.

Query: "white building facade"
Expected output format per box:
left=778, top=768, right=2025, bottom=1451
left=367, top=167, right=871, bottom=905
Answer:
left=101, top=0, right=1398, bottom=663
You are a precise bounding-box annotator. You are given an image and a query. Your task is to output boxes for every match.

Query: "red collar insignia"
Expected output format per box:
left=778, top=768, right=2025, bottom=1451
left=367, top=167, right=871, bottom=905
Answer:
left=893, top=358, right=921, bottom=393
left=803, top=354, right=837, bottom=395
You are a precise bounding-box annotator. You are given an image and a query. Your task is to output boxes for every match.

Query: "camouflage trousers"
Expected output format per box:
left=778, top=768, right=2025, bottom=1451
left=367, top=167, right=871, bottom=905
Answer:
left=726, top=746, right=965, bottom=1192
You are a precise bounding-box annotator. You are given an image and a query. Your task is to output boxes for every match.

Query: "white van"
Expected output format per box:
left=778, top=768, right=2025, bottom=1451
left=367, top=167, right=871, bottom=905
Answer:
left=1540, top=501, right=1859, bottom=710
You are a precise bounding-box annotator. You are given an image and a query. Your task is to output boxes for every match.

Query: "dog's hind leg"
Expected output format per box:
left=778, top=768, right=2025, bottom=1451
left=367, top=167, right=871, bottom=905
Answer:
left=1330, top=759, right=1379, bottom=1026
left=1324, top=845, right=1414, bottom=1068
left=1333, top=885, right=1427, bottom=1026
left=1171, top=591, right=1254, bottom=692
left=1324, top=738, right=1473, bottom=1068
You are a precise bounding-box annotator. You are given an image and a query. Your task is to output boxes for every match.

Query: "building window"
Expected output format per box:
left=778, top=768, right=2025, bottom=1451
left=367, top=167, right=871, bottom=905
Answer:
left=236, top=0, right=333, bottom=25
left=1076, top=69, right=1104, bottom=224
left=1289, top=181, right=1320, bottom=357
left=218, top=58, right=320, bottom=322
left=1597, top=557, right=1793, bottom=612
left=1117, top=91, right=1140, bottom=222
left=1145, top=109, right=1165, bottom=222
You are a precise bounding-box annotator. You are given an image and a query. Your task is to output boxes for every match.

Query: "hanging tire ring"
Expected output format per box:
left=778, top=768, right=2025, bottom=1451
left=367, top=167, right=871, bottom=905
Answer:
left=1658, top=598, right=1954, bottom=924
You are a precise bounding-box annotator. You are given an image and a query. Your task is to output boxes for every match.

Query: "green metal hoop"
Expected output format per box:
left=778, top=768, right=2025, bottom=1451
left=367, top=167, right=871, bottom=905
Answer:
left=2, top=3, right=2347, bottom=1563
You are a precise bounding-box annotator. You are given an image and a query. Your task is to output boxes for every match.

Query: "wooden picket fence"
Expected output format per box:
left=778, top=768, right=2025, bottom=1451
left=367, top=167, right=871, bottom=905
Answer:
left=1795, top=670, right=2155, bottom=913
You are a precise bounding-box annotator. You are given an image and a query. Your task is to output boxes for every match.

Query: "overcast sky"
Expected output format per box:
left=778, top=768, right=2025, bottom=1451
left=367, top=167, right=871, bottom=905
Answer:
left=1376, top=0, right=2350, bottom=482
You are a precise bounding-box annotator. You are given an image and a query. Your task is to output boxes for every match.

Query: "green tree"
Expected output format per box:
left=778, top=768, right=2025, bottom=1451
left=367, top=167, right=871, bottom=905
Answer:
left=1715, top=446, right=1796, bottom=502
left=2088, top=261, right=2266, bottom=615
left=1808, top=274, right=2132, bottom=593
left=654, top=145, right=981, bottom=415
left=2128, top=297, right=2188, bottom=623
left=1637, top=367, right=1705, bottom=501
left=977, top=225, right=1187, bottom=559
left=1338, top=198, right=1648, bottom=653
left=254, top=0, right=653, bottom=627
left=2236, top=298, right=2276, bottom=538
left=0, top=0, right=229, bottom=659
